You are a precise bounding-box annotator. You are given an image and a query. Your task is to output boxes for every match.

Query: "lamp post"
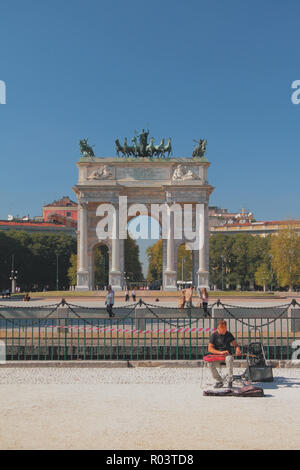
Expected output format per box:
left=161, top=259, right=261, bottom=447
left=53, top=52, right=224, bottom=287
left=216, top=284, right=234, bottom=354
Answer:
left=9, top=254, right=18, bottom=294
left=125, top=273, right=129, bottom=290
left=181, top=256, right=185, bottom=289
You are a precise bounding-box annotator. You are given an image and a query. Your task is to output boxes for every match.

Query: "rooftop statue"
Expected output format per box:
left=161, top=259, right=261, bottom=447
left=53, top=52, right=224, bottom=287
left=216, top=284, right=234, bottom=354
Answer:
left=79, top=138, right=95, bottom=159
left=115, top=129, right=172, bottom=159
left=192, top=138, right=207, bottom=158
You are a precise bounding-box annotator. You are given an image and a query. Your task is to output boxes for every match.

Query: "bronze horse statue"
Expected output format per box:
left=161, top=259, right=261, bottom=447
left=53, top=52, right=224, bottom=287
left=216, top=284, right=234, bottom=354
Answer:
left=115, top=130, right=173, bottom=158
left=155, top=138, right=165, bottom=158
left=115, top=139, right=125, bottom=157
left=193, top=139, right=207, bottom=158
left=79, top=138, right=95, bottom=159
left=164, top=138, right=172, bottom=157
left=146, top=137, right=156, bottom=158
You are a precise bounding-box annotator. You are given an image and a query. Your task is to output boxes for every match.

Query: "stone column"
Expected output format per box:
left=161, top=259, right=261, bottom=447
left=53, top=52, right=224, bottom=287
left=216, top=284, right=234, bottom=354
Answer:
left=76, top=202, right=89, bottom=290
left=164, top=209, right=177, bottom=291
left=197, top=202, right=209, bottom=289
left=109, top=206, right=122, bottom=291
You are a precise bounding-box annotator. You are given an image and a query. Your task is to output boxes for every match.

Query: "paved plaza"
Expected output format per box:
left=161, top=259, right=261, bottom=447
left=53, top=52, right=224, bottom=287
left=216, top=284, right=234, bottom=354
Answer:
left=0, top=296, right=295, bottom=309
left=0, top=366, right=299, bottom=450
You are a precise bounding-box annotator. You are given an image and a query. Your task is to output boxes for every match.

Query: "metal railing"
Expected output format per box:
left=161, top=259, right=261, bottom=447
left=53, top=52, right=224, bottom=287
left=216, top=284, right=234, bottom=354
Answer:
left=0, top=299, right=299, bottom=361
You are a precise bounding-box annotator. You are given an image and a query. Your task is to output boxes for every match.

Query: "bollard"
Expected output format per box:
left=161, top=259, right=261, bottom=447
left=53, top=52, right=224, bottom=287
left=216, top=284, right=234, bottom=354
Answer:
left=135, top=304, right=146, bottom=332
left=289, top=306, right=300, bottom=333
left=56, top=306, right=70, bottom=334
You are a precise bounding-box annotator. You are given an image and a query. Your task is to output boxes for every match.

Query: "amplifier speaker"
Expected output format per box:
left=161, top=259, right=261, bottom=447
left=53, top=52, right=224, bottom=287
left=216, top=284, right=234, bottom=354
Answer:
left=246, top=365, right=273, bottom=382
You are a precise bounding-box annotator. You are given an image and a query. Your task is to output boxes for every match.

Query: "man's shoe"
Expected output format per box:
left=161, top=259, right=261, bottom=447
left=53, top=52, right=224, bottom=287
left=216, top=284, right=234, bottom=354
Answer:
left=214, top=381, right=223, bottom=389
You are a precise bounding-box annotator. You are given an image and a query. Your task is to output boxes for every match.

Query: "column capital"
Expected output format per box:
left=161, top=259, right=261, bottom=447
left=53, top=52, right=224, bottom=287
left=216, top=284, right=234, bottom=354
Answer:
left=79, top=201, right=88, bottom=210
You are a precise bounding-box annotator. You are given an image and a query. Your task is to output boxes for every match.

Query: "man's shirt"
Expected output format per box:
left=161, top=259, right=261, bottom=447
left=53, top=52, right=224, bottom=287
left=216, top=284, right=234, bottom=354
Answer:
left=209, top=331, right=235, bottom=353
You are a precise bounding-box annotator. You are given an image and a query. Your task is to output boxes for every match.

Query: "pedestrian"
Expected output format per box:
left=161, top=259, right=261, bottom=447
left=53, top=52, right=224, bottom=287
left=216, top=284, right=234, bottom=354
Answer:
left=132, top=288, right=136, bottom=302
left=125, top=287, right=129, bottom=302
left=185, top=285, right=194, bottom=308
left=199, top=287, right=210, bottom=317
left=105, top=285, right=115, bottom=317
left=178, top=289, right=186, bottom=309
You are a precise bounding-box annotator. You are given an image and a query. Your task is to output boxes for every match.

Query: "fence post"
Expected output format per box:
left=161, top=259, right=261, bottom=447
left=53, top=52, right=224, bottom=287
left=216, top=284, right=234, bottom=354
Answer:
left=56, top=306, right=70, bottom=334
left=135, top=304, right=146, bottom=332
left=288, top=305, right=300, bottom=334
left=288, top=303, right=300, bottom=360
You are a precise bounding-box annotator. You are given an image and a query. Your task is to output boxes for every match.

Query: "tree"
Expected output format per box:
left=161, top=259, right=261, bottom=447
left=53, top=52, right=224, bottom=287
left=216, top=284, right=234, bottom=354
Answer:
left=0, top=230, right=77, bottom=291
left=67, top=253, right=77, bottom=286
left=209, top=233, right=271, bottom=290
left=270, top=227, right=300, bottom=290
left=209, top=234, right=236, bottom=289
left=146, top=240, right=163, bottom=283
left=124, top=236, right=144, bottom=282
left=255, top=263, right=271, bottom=291
left=94, top=245, right=109, bottom=287
left=177, top=244, right=192, bottom=280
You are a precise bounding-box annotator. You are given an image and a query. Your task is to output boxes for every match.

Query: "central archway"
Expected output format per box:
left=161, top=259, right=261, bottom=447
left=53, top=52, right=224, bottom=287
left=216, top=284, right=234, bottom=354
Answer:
left=127, top=215, right=162, bottom=290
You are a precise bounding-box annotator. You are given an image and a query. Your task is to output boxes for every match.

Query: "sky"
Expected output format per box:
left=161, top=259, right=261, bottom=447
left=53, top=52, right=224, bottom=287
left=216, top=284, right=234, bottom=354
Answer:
left=1, top=0, right=300, bottom=273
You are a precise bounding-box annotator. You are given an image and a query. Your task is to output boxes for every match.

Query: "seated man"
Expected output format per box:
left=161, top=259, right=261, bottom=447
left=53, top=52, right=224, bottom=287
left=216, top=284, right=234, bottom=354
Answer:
left=208, top=320, right=241, bottom=388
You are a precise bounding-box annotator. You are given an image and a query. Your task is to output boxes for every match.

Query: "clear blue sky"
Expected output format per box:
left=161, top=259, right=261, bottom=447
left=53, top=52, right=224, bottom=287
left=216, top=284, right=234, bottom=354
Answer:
left=1, top=0, right=300, bottom=223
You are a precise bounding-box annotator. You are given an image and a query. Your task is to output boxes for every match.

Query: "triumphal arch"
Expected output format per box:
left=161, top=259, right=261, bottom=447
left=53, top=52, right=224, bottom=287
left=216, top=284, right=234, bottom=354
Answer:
left=73, top=132, right=214, bottom=291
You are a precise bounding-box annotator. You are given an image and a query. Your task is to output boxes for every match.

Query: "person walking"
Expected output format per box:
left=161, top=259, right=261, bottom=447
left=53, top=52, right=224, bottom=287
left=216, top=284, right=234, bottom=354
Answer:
left=125, top=288, right=130, bottom=302
left=105, top=285, right=115, bottom=317
left=132, top=288, right=136, bottom=302
left=185, top=285, right=194, bottom=308
left=178, top=289, right=186, bottom=309
left=199, top=287, right=210, bottom=317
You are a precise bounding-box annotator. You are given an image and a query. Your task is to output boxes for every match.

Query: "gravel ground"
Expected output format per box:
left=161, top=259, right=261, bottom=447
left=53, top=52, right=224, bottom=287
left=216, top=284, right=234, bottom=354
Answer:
left=0, top=367, right=299, bottom=450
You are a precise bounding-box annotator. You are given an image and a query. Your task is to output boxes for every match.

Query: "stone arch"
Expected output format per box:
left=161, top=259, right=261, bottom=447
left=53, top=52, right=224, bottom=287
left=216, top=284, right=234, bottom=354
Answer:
left=74, top=158, right=213, bottom=291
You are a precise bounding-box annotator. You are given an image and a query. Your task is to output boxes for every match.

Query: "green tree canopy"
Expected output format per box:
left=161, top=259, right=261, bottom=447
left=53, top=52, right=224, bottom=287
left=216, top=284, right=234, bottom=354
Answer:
left=255, top=263, right=272, bottom=291
left=270, top=227, right=300, bottom=290
left=0, top=230, right=77, bottom=291
left=146, top=239, right=163, bottom=283
left=124, top=236, right=144, bottom=282
left=209, top=233, right=271, bottom=290
left=177, top=244, right=192, bottom=281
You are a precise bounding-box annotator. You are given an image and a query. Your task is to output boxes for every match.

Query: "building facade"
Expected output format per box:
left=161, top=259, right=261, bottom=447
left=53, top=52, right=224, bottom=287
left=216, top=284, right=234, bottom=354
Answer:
left=210, top=219, right=300, bottom=236
left=43, top=196, right=78, bottom=225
